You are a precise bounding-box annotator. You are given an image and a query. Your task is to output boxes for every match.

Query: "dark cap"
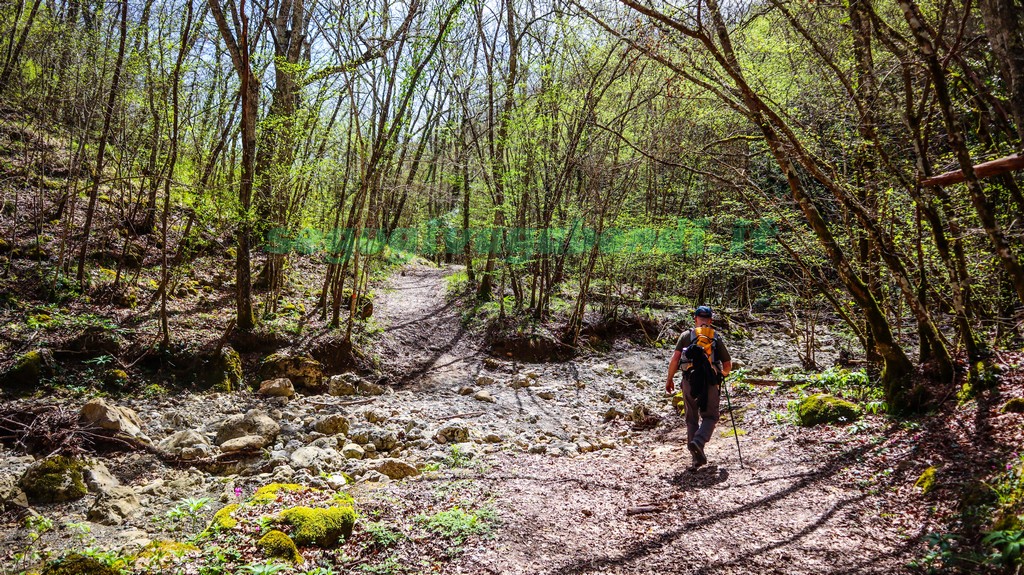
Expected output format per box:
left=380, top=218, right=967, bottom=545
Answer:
left=694, top=305, right=713, bottom=318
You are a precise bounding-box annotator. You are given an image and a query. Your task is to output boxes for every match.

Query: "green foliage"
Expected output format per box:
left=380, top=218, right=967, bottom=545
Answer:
left=238, top=562, right=294, bottom=575
left=987, top=453, right=1024, bottom=531
left=908, top=532, right=963, bottom=573
left=357, top=555, right=404, bottom=575
left=810, top=368, right=880, bottom=403
left=163, top=497, right=211, bottom=532
left=415, top=506, right=496, bottom=544
left=444, top=270, right=470, bottom=297
left=12, top=514, right=54, bottom=570
left=982, top=530, right=1024, bottom=569
left=362, top=521, right=404, bottom=550
left=443, top=444, right=472, bottom=468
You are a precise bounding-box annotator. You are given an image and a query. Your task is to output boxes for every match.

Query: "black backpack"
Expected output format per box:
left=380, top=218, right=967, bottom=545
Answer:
left=684, top=339, right=718, bottom=411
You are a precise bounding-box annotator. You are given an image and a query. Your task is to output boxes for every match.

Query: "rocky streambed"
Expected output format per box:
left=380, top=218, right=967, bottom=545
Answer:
left=2, top=266, right=923, bottom=575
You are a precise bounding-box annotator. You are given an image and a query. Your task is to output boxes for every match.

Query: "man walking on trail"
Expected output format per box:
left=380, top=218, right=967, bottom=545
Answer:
left=666, top=305, right=732, bottom=468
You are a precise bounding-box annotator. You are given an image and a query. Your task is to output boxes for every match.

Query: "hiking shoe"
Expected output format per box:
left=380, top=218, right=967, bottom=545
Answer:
left=688, top=441, right=707, bottom=468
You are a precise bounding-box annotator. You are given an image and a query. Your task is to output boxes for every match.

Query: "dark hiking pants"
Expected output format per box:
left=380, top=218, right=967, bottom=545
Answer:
left=682, top=378, right=720, bottom=448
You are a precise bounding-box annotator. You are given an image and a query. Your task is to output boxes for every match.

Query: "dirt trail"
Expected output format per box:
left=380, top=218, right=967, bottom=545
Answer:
left=369, top=264, right=925, bottom=575
left=375, top=264, right=480, bottom=388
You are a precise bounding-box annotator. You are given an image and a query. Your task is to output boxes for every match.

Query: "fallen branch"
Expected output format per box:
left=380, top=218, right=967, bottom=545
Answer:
left=436, top=411, right=485, bottom=420
left=626, top=504, right=667, bottom=516
left=921, top=153, right=1024, bottom=187
left=306, top=398, right=377, bottom=408
left=740, top=378, right=809, bottom=387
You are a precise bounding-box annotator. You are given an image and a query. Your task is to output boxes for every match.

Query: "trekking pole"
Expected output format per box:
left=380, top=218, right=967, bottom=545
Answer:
left=721, top=374, right=744, bottom=468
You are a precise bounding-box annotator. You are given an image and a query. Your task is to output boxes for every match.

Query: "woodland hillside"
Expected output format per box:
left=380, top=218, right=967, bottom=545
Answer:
left=1, top=0, right=1024, bottom=573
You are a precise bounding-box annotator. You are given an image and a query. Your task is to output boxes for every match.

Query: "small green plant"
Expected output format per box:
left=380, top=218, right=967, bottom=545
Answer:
left=363, top=521, right=404, bottom=549
left=982, top=530, right=1024, bottom=569
left=163, top=497, right=211, bottom=531
left=846, top=419, right=872, bottom=435
left=863, top=400, right=886, bottom=415
left=78, top=546, right=127, bottom=569
left=256, top=514, right=276, bottom=535
left=444, top=444, right=472, bottom=468
left=84, top=354, right=115, bottom=367
left=12, top=514, right=55, bottom=570
left=298, top=567, right=338, bottom=575
left=770, top=410, right=793, bottom=425
left=813, top=367, right=879, bottom=402
left=185, top=497, right=211, bottom=513
left=444, top=270, right=470, bottom=297
left=238, top=562, right=294, bottom=575
left=64, top=521, right=94, bottom=545
left=908, top=532, right=961, bottom=573
left=358, top=555, right=404, bottom=575
left=415, top=506, right=496, bottom=544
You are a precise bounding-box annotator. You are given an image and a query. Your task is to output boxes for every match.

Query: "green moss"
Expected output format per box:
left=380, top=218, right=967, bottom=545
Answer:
left=1001, top=398, right=1024, bottom=414
left=915, top=466, right=938, bottom=494
left=137, top=540, right=199, bottom=558
left=2, top=349, right=53, bottom=391
left=218, top=347, right=242, bottom=392
left=720, top=428, right=747, bottom=438
left=671, top=392, right=684, bottom=416
left=251, top=483, right=307, bottom=504
left=102, top=369, right=128, bottom=388
left=207, top=503, right=239, bottom=531
left=256, top=530, right=303, bottom=564
left=41, top=553, right=119, bottom=575
left=198, top=347, right=243, bottom=392
left=19, top=455, right=87, bottom=503
left=279, top=504, right=357, bottom=547
left=960, top=362, right=999, bottom=402
left=796, top=394, right=862, bottom=426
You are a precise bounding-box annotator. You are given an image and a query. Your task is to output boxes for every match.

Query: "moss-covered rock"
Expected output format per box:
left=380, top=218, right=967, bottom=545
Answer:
left=1001, top=397, right=1024, bottom=414
left=215, top=347, right=243, bottom=392
left=137, top=540, right=199, bottom=558
left=102, top=369, right=129, bottom=388
left=796, top=394, right=862, bottom=426
left=19, top=455, right=88, bottom=504
left=41, top=553, right=119, bottom=575
left=1, top=348, right=55, bottom=392
left=199, top=346, right=242, bottom=392
left=279, top=504, right=357, bottom=546
left=258, top=353, right=324, bottom=392
left=257, top=529, right=303, bottom=564
left=251, top=483, right=305, bottom=504
left=915, top=466, right=938, bottom=494
left=207, top=503, right=239, bottom=531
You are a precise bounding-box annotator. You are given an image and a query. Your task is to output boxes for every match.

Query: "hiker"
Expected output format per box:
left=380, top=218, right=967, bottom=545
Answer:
left=665, top=305, right=732, bottom=468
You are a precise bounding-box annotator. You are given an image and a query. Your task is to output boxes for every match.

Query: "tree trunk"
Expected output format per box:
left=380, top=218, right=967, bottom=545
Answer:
left=76, top=0, right=128, bottom=287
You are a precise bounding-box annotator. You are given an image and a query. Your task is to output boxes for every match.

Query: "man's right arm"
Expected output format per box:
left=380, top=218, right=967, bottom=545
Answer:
left=666, top=350, right=682, bottom=393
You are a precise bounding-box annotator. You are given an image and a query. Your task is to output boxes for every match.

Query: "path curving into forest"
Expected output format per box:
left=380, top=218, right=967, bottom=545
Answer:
left=374, top=263, right=481, bottom=388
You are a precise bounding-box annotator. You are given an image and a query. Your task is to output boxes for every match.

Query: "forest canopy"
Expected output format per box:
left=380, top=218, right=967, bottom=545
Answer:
left=2, top=0, right=1024, bottom=411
